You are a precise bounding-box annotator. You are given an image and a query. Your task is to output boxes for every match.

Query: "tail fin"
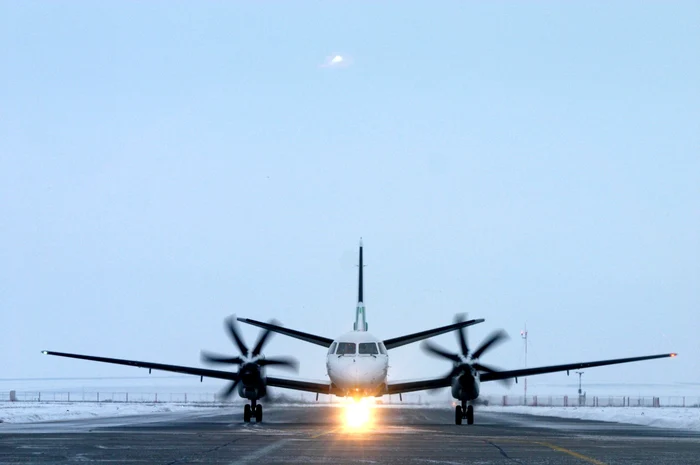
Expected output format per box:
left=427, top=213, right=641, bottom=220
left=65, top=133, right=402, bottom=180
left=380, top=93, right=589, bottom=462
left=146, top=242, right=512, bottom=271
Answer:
left=354, top=238, right=368, bottom=331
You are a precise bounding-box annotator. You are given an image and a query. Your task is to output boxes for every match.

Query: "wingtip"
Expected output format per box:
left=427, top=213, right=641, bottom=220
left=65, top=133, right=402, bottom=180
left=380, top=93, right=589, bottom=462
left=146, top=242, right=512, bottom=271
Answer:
left=670, top=352, right=678, bottom=357
left=41, top=350, right=48, bottom=355
left=359, top=237, right=363, bottom=247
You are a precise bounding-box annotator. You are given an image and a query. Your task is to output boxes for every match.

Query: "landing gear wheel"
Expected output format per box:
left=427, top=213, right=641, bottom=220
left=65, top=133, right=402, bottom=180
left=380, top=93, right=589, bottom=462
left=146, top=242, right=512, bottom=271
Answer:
left=455, top=406, right=463, bottom=425
left=466, top=405, right=474, bottom=425
left=255, top=404, right=263, bottom=423
left=243, top=404, right=252, bottom=422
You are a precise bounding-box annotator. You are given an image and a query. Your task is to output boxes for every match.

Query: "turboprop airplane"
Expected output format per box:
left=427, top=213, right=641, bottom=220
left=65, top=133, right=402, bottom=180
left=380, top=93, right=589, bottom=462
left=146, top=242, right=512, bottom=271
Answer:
left=43, top=240, right=677, bottom=425
left=41, top=240, right=485, bottom=422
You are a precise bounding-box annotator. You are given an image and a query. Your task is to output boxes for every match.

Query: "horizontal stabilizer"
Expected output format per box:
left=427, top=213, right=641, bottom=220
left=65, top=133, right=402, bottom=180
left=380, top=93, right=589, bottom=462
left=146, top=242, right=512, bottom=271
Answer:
left=237, top=318, right=334, bottom=348
left=383, top=318, right=485, bottom=350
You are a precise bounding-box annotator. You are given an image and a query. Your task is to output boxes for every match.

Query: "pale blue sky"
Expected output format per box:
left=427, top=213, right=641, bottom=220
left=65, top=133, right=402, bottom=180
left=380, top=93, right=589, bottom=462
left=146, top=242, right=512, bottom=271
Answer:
left=1, top=2, right=698, bottom=391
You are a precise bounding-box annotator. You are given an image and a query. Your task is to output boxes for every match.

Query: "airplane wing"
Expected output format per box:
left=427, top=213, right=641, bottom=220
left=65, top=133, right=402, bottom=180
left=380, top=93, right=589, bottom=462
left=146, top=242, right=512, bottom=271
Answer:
left=43, top=350, right=335, bottom=396
left=237, top=318, right=334, bottom=347
left=42, top=350, right=238, bottom=381
left=385, top=376, right=451, bottom=395
left=266, top=376, right=333, bottom=395
left=383, top=318, right=485, bottom=350
left=480, top=353, right=677, bottom=383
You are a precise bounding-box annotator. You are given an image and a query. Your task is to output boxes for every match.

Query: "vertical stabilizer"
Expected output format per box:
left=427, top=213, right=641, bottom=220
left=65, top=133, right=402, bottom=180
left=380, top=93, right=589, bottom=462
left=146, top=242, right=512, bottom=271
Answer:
left=354, top=238, right=368, bottom=331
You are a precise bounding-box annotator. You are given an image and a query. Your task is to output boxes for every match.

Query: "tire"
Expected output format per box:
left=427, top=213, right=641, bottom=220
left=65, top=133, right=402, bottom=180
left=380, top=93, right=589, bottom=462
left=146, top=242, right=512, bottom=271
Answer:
left=466, top=405, right=474, bottom=425
left=255, top=404, right=263, bottom=423
left=455, top=406, right=463, bottom=425
left=244, top=404, right=252, bottom=422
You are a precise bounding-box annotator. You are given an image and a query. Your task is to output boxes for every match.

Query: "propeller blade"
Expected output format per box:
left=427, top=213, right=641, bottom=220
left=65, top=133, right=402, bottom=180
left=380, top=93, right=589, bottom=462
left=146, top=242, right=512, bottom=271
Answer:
left=496, top=378, right=513, bottom=388
left=219, top=379, right=241, bottom=399
left=445, top=363, right=468, bottom=379
left=257, top=356, right=299, bottom=371
left=421, top=340, right=462, bottom=363
left=472, top=362, right=513, bottom=388
left=251, top=318, right=281, bottom=357
left=453, top=313, right=469, bottom=357
left=472, top=362, right=498, bottom=374
left=471, top=329, right=509, bottom=360
left=225, top=316, right=249, bottom=355
left=201, top=351, right=244, bottom=365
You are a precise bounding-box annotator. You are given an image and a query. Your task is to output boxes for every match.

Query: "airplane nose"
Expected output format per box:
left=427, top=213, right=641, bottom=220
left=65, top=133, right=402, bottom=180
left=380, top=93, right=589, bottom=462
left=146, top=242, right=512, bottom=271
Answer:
left=335, top=364, right=361, bottom=387
left=331, top=358, right=387, bottom=390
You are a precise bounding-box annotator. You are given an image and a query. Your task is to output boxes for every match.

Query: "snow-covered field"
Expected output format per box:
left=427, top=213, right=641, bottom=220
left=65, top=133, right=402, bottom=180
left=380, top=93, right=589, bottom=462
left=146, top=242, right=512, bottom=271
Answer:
left=0, top=401, right=226, bottom=424
left=2, top=378, right=698, bottom=431
left=481, top=406, right=700, bottom=431
left=2, top=401, right=699, bottom=432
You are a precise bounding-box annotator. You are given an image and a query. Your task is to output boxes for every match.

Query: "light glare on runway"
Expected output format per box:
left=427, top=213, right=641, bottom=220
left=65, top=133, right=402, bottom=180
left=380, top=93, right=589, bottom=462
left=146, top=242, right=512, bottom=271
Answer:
left=343, top=398, right=374, bottom=429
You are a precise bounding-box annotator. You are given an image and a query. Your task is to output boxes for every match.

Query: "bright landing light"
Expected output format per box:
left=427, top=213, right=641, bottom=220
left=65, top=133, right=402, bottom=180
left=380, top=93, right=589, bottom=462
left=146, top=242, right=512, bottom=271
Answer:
left=343, top=398, right=373, bottom=429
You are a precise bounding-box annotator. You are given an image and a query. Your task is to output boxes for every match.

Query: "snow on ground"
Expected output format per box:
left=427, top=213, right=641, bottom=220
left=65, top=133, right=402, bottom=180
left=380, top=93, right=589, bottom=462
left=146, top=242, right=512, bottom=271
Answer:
left=4, top=401, right=699, bottom=432
left=482, top=405, right=700, bottom=431
left=0, top=402, right=225, bottom=424
left=0, top=400, right=438, bottom=424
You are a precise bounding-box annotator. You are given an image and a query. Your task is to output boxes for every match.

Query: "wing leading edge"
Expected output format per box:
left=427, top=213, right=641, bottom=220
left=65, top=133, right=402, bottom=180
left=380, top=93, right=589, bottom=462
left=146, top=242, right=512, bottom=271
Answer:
left=42, top=350, right=332, bottom=394
left=480, top=353, right=677, bottom=383
left=42, top=350, right=239, bottom=381
left=386, top=377, right=452, bottom=395
left=385, top=352, right=677, bottom=396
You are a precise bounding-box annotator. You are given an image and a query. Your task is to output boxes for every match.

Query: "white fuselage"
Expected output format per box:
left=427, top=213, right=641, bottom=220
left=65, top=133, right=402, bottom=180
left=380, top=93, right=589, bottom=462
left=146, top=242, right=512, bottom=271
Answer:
left=326, top=330, right=389, bottom=398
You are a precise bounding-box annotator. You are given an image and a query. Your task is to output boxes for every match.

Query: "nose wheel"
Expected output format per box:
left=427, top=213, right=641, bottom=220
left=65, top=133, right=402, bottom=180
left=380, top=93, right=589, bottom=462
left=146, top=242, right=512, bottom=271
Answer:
left=244, top=401, right=263, bottom=423
left=455, top=402, right=474, bottom=425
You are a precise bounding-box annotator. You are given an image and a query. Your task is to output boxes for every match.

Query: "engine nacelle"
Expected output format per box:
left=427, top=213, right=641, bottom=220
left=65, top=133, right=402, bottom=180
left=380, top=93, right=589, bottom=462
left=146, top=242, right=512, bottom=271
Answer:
left=239, top=384, right=266, bottom=400
left=239, top=363, right=262, bottom=386
left=451, top=368, right=480, bottom=401
left=237, top=362, right=267, bottom=400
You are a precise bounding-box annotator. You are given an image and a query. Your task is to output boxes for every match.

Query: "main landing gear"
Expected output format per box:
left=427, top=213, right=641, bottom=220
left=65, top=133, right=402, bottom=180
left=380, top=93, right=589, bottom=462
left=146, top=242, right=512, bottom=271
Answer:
left=455, top=401, right=474, bottom=425
left=244, top=400, right=263, bottom=423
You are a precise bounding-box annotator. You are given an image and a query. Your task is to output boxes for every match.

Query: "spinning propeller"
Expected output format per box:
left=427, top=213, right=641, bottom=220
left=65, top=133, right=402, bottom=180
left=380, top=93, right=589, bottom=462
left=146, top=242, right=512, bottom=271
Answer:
left=201, top=316, right=299, bottom=399
left=421, top=313, right=512, bottom=387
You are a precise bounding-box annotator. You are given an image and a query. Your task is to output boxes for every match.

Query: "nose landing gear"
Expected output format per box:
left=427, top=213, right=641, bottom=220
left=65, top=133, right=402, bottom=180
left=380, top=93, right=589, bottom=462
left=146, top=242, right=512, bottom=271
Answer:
left=455, top=401, right=474, bottom=425
left=244, top=401, right=263, bottom=423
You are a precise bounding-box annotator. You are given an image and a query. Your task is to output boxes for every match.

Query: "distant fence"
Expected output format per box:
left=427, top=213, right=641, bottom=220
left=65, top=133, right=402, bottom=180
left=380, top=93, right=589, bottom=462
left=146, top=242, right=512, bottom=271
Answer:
left=478, top=395, right=700, bottom=408
left=2, top=391, right=698, bottom=407
left=1, top=391, right=222, bottom=403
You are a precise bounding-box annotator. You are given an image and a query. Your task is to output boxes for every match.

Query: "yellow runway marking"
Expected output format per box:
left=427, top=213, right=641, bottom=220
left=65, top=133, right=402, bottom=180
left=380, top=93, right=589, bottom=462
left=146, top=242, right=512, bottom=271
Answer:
left=310, top=427, right=340, bottom=439
left=535, top=441, right=608, bottom=465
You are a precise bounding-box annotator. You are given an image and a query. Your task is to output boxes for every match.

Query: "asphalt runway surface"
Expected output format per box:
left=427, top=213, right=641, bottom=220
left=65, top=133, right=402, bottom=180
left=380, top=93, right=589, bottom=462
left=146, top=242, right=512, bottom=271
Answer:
left=2, top=405, right=699, bottom=464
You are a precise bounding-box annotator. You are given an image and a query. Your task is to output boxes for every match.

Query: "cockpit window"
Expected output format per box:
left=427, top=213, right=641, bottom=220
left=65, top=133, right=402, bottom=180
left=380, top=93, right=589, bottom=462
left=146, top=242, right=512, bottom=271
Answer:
left=336, top=342, right=356, bottom=355
left=328, top=342, right=337, bottom=355
left=378, top=343, right=387, bottom=355
left=358, top=342, right=378, bottom=355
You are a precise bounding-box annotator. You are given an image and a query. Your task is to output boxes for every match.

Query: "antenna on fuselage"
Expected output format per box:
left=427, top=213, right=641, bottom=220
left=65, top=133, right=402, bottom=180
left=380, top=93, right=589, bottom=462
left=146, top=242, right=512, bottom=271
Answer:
left=354, top=238, right=368, bottom=331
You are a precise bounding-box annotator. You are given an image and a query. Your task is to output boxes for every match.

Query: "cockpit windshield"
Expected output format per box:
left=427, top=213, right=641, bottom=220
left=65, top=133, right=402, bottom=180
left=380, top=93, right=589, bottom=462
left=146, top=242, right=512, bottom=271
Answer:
left=358, top=342, right=378, bottom=355
left=336, top=342, right=356, bottom=355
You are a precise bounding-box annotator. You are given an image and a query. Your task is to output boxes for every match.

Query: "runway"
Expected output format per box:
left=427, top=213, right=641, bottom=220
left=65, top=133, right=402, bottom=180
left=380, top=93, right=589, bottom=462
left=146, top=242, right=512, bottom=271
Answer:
left=2, top=406, right=699, bottom=464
